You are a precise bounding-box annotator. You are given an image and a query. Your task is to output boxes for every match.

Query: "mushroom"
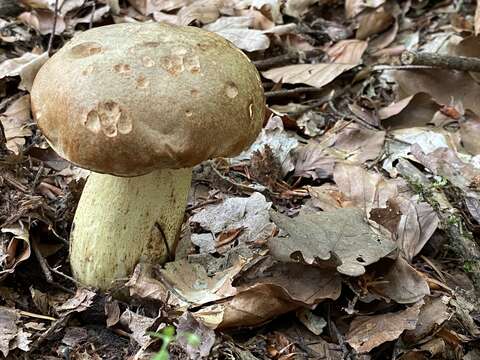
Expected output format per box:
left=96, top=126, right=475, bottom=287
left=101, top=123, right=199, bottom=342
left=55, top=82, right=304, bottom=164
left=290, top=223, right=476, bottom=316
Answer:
left=30, top=23, right=265, bottom=290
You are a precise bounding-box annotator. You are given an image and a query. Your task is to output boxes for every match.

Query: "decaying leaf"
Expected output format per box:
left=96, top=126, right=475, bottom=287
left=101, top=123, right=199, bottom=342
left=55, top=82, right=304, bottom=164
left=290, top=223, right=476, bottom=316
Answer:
left=0, top=95, right=33, bottom=154
left=157, top=259, right=242, bottom=306
left=18, top=10, right=66, bottom=35
left=0, top=223, right=31, bottom=279
left=356, top=5, right=394, bottom=40
left=0, top=307, right=20, bottom=357
left=296, top=308, right=327, bottom=335
left=230, top=116, right=299, bottom=175
left=264, top=33, right=366, bottom=85
left=283, top=0, right=319, bottom=18
left=0, top=52, right=48, bottom=91
left=194, top=283, right=299, bottom=329
left=370, top=257, right=430, bottom=304
left=55, top=288, right=96, bottom=315
left=294, top=121, right=385, bottom=179
left=346, top=301, right=423, bottom=353
left=119, top=309, right=156, bottom=347
left=379, top=92, right=441, bottom=129
left=176, top=312, right=215, bottom=359
left=333, top=163, right=399, bottom=213
left=190, top=192, right=272, bottom=252
left=389, top=68, right=480, bottom=115
left=269, top=207, right=397, bottom=276
left=403, top=295, right=451, bottom=343
left=234, top=258, right=342, bottom=307
left=203, top=15, right=270, bottom=51
left=393, top=196, right=439, bottom=262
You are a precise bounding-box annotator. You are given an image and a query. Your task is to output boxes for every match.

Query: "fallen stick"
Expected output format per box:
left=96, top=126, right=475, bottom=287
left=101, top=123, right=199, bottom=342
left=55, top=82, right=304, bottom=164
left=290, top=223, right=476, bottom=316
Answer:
left=401, top=51, right=480, bottom=72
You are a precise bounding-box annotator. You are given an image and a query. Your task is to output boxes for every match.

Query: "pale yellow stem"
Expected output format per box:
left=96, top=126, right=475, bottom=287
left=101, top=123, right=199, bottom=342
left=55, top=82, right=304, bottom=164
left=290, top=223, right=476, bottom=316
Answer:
left=69, top=168, right=192, bottom=290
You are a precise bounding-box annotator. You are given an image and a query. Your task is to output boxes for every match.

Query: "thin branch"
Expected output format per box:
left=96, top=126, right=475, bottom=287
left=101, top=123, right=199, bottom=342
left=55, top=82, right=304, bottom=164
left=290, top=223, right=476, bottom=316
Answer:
left=253, top=49, right=323, bottom=71
left=47, top=0, right=59, bottom=56
left=401, top=51, right=480, bottom=72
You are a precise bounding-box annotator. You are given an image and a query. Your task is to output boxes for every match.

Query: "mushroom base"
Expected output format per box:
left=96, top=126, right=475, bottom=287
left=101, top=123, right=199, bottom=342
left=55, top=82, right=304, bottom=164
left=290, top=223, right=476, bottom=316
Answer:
left=69, top=167, right=192, bottom=290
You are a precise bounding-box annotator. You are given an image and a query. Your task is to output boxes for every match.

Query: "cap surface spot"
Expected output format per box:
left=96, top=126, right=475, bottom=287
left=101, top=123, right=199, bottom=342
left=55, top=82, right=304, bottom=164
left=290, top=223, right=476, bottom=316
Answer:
left=113, top=63, right=131, bottom=74
left=142, top=56, right=155, bottom=67
left=70, top=42, right=103, bottom=58
left=225, top=82, right=238, bottom=98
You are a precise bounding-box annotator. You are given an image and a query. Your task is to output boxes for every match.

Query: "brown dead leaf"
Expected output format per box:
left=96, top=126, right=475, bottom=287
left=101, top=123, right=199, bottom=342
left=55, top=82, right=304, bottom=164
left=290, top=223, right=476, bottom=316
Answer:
left=294, top=122, right=385, bottom=179
left=370, top=257, right=430, bottom=304
left=393, top=196, right=439, bottom=262
left=177, top=0, right=223, bottom=25
left=218, top=29, right=270, bottom=51
left=331, top=121, right=386, bottom=163
left=403, top=295, right=451, bottom=343
left=0, top=52, right=48, bottom=91
left=370, top=199, right=402, bottom=234
left=269, top=208, right=397, bottom=276
left=0, top=307, right=20, bottom=357
left=62, top=327, right=88, bottom=347
left=283, top=0, right=319, bottom=18
left=119, top=309, right=156, bottom=347
left=126, top=263, right=187, bottom=307
left=379, top=93, right=441, bottom=129
left=306, top=184, right=348, bottom=211
left=19, top=10, right=66, bottom=35
left=390, top=68, right=480, bottom=115
left=293, top=144, right=335, bottom=180
left=263, top=40, right=366, bottom=87
left=460, top=112, right=480, bottom=155
left=195, top=283, right=298, bottom=329
left=263, top=63, right=357, bottom=88
left=0, top=95, right=32, bottom=154
left=345, top=0, right=386, bottom=18
left=158, top=259, right=241, bottom=306
left=105, top=299, right=121, bottom=328
left=0, top=223, right=31, bottom=279
left=176, top=312, right=215, bottom=358
left=128, top=0, right=191, bottom=15
left=55, top=288, right=96, bottom=315
left=334, top=163, right=399, bottom=212
left=356, top=5, right=394, bottom=40
left=202, top=15, right=270, bottom=51
left=346, top=301, right=423, bottom=353
left=234, top=258, right=342, bottom=307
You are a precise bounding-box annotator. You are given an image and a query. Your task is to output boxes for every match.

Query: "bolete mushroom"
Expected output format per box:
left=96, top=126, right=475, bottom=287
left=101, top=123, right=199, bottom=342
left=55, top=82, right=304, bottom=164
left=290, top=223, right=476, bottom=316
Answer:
left=30, top=23, right=265, bottom=290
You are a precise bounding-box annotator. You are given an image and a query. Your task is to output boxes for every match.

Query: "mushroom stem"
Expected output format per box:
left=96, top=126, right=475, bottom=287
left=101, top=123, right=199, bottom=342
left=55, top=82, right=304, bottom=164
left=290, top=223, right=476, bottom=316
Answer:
left=69, top=167, right=192, bottom=290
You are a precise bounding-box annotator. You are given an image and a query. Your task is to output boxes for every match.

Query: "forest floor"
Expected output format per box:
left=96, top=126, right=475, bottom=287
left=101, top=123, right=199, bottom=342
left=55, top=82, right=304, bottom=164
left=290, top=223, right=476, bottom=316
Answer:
left=1, top=0, right=480, bottom=359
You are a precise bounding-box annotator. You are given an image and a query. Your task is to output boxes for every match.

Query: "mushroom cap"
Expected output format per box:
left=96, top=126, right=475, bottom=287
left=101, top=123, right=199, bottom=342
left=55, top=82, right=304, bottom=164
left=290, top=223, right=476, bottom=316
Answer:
left=31, top=23, right=265, bottom=176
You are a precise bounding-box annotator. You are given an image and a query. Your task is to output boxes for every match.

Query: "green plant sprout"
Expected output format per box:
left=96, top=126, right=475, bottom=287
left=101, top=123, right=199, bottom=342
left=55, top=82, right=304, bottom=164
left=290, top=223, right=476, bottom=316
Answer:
left=149, top=325, right=201, bottom=360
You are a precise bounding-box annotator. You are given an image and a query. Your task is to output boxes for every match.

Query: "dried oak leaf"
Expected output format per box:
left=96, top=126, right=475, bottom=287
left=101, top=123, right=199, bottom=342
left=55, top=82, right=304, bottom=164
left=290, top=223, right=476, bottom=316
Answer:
left=268, top=208, right=397, bottom=276
left=346, top=301, right=423, bottom=353
left=369, top=257, right=430, bottom=304
left=403, top=295, right=451, bottom=343
left=262, top=38, right=366, bottom=88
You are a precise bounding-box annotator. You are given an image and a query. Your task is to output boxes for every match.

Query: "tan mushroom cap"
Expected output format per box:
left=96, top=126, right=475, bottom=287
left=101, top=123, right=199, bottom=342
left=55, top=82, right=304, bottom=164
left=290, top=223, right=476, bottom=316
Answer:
left=31, top=23, right=265, bottom=176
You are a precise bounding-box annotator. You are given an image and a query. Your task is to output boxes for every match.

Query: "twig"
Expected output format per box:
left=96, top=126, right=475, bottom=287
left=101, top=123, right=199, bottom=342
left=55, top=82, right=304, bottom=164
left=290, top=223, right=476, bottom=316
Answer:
left=31, top=237, right=75, bottom=294
left=155, top=222, right=172, bottom=262
left=47, top=0, right=59, bottom=56
left=396, top=158, right=480, bottom=297
left=253, top=49, right=323, bottom=71
left=89, top=1, right=95, bottom=29
left=50, top=265, right=82, bottom=287
left=372, top=64, right=433, bottom=71
left=29, top=314, right=71, bottom=352
left=265, top=87, right=325, bottom=99
left=401, top=51, right=480, bottom=72
left=31, top=237, right=53, bottom=283
left=19, top=310, right=56, bottom=321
